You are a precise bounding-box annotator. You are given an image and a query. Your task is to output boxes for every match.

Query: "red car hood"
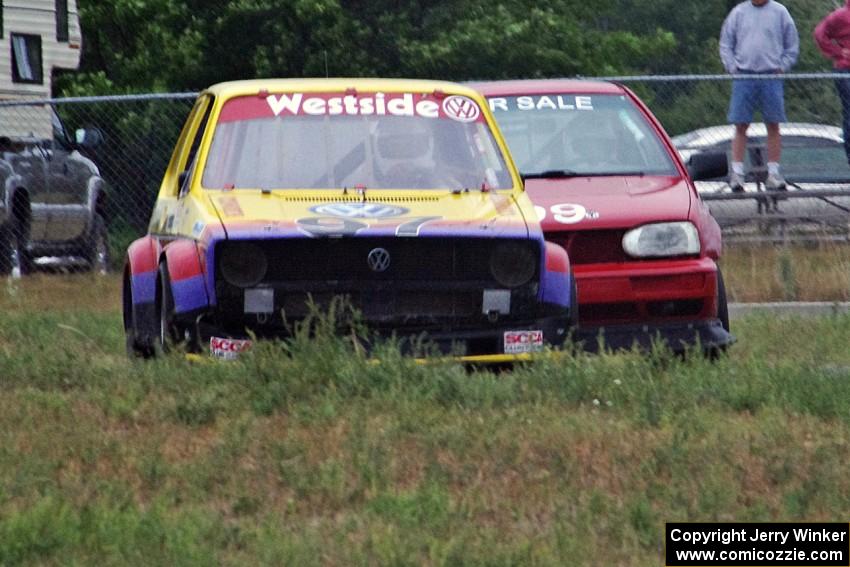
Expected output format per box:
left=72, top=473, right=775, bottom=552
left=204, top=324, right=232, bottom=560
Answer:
left=525, top=175, right=693, bottom=231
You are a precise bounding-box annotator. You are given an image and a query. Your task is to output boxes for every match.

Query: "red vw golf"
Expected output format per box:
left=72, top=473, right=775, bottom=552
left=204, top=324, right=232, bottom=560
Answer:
left=474, top=80, right=733, bottom=352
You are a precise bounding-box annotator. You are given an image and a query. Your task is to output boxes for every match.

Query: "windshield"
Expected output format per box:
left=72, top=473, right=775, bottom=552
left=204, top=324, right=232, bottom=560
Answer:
left=488, top=94, right=678, bottom=176
left=202, top=92, right=513, bottom=190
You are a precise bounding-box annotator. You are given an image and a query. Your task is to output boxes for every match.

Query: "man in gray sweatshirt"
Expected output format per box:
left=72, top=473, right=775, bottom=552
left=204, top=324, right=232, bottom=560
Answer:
left=719, top=0, right=799, bottom=192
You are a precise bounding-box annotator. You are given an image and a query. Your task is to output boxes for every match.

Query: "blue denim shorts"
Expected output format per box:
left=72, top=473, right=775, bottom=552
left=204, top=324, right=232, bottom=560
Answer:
left=728, top=77, right=786, bottom=124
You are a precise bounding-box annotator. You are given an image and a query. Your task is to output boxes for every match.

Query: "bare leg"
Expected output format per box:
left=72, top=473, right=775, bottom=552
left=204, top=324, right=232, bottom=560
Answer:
left=765, top=123, right=781, bottom=163
left=732, top=123, right=750, bottom=162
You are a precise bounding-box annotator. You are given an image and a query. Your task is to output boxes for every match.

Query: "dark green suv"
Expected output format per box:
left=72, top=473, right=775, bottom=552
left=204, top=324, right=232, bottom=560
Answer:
left=0, top=109, right=108, bottom=276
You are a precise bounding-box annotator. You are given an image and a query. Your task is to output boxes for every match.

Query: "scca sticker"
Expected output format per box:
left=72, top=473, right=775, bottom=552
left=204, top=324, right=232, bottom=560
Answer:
left=310, top=203, right=409, bottom=218
left=210, top=337, right=252, bottom=360
left=504, top=330, right=544, bottom=354
left=442, top=96, right=481, bottom=122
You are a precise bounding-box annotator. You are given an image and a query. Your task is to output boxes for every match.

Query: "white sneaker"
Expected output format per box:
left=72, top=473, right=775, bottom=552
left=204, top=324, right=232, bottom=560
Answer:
left=728, top=171, right=745, bottom=192
left=765, top=172, right=787, bottom=191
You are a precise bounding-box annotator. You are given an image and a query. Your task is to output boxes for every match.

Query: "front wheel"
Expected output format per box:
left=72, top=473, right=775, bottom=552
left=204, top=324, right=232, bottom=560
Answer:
left=154, top=263, right=200, bottom=355
left=705, top=268, right=732, bottom=360
left=717, top=268, right=730, bottom=333
left=0, top=221, right=30, bottom=278
left=156, top=263, right=179, bottom=355
left=123, top=269, right=155, bottom=358
left=84, top=214, right=109, bottom=274
left=569, top=272, right=579, bottom=330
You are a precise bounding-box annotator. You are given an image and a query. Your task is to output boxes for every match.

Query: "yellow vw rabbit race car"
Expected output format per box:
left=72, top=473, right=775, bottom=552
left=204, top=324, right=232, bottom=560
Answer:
left=122, top=79, right=576, bottom=361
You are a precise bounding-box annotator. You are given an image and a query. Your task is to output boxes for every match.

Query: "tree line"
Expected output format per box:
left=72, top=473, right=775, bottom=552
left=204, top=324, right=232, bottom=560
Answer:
left=50, top=0, right=845, bottom=240
left=56, top=0, right=846, bottom=96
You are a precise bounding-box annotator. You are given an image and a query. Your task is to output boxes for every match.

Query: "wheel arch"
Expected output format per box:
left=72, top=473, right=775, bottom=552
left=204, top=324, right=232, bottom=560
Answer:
left=160, top=238, right=210, bottom=317
left=86, top=176, right=108, bottom=221
left=123, top=235, right=161, bottom=346
left=540, top=240, right=572, bottom=310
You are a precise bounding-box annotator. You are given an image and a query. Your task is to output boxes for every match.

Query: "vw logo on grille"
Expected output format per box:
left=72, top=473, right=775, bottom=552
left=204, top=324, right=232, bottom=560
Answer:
left=367, top=248, right=391, bottom=272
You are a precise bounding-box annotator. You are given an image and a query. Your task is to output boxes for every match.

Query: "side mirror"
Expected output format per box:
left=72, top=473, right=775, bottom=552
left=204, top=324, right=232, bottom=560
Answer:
left=686, top=151, right=728, bottom=181
left=75, top=128, right=104, bottom=149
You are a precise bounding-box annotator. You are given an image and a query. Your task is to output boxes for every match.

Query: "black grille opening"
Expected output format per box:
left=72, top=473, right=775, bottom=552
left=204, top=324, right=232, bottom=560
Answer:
left=214, top=285, right=539, bottom=329
left=581, top=302, right=640, bottom=324
left=215, top=237, right=540, bottom=284
left=547, top=230, right=628, bottom=265
left=646, top=299, right=704, bottom=318
left=213, top=237, right=541, bottom=333
left=278, top=290, right=481, bottom=320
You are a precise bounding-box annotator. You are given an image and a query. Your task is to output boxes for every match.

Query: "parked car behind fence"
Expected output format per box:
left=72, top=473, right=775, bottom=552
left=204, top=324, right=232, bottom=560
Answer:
left=673, top=123, right=850, bottom=240
left=0, top=104, right=109, bottom=275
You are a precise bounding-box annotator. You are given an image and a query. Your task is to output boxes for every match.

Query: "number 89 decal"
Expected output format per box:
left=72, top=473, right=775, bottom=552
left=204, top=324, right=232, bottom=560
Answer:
left=535, top=203, right=600, bottom=224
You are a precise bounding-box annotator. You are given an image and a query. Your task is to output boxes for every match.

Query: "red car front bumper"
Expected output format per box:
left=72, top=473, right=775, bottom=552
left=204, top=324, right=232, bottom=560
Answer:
left=574, top=257, right=733, bottom=351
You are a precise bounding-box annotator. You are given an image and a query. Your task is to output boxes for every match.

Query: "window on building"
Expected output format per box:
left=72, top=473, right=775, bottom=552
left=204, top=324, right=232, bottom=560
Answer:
left=56, top=0, right=68, bottom=42
left=11, top=34, right=43, bottom=84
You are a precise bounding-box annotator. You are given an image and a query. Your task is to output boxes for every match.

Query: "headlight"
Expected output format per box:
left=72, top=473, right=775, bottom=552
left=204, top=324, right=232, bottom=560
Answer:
left=219, top=242, right=268, bottom=287
left=490, top=241, right=537, bottom=288
left=622, top=222, right=700, bottom=258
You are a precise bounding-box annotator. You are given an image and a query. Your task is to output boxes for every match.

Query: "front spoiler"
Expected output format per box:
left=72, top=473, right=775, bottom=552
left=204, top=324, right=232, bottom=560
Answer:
left=575, top=318, right=735, bottom=353
left=197, top=313, right=572, bottom=360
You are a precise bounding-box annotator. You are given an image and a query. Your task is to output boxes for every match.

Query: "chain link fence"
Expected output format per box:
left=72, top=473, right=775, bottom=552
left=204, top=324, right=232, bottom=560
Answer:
left=0, top=93, right=195, bottom=275
left=611, top=73, right=850, bottom=244
left=0, top=74, right=849, bottom=275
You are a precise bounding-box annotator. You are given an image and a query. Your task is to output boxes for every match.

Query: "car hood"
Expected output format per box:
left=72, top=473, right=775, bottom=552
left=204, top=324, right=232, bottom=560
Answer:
left=206, top=190, right=532, bottom=240
left=525, top=175, right=692, bottom=231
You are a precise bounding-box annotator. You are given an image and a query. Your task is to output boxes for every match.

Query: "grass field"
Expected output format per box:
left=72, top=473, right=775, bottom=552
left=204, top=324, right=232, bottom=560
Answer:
left=722, top=242, right=850, bottom=302
left=1, top=272, right=850, bottom=565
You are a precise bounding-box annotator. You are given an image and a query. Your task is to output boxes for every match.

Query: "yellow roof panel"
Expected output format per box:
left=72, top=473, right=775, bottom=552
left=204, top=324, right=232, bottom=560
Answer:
left=204, top=78, right=483, bottom=99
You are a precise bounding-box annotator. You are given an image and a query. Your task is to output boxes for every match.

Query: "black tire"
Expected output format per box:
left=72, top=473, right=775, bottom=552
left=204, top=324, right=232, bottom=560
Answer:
left=123, top=270, right=155, bottom=358
left=84, top=214, right=109, bottom=274
left=0, top=221, right=30, bottom=277
left=705, top=268, right=732, bottom=361
left=717, top=268, right=730, bottom=333
left=155, top=262, right=202, bottom=355
left=569, top=272, right=580, bottom=330
left=155, top=263, right=179, bottom=355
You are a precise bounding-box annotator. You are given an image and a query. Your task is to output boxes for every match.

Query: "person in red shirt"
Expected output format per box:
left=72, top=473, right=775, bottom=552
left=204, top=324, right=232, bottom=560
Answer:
left=815, top=1, right=850, bottom=165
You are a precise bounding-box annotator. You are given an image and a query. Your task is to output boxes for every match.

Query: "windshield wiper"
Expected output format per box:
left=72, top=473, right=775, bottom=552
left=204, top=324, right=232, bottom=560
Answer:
left=521, top=169, right=580, bottom=180
left=523, top=170, right=648, bottom=179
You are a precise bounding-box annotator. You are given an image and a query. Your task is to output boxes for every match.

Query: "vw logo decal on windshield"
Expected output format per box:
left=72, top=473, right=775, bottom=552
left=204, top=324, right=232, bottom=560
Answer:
left=311, top=203, right=409, bottom=218
left=442, top=96, right=481, bottom=122
left=367, top=248, right=391, bottom=272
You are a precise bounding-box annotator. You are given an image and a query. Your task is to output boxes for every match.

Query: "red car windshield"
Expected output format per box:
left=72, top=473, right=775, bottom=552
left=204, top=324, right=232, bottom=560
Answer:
left=488, top=94, right=678, bottom=177
left=202, top=92, right=513, bottom=190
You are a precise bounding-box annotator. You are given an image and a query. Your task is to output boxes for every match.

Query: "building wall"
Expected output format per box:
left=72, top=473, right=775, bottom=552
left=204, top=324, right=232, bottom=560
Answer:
left=0, top=0, right=82, bottom=137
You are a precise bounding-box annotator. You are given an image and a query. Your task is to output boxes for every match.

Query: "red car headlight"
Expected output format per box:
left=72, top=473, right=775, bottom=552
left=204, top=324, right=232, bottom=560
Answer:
left=622, top=222, right=700, bottom=258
